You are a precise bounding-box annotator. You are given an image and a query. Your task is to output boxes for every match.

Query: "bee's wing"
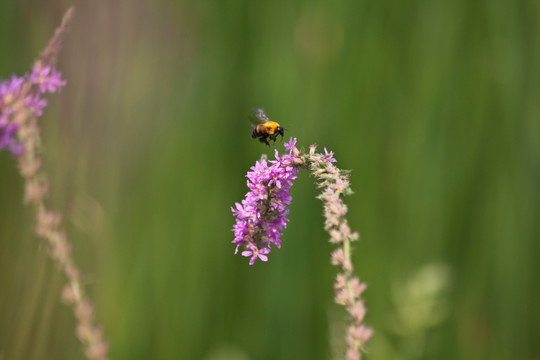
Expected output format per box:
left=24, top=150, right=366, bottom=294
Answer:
left=249, top=108, right=270, bottom=126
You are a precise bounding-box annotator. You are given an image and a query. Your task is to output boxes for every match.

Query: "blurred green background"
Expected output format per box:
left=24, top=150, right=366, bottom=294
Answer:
left=1, top=0, right=539, bottom=359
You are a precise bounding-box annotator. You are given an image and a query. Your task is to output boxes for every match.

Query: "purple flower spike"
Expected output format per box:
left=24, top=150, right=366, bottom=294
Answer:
left=0, top=62, right=67, bottom=156
left=231, top=138, right=299, bottom=264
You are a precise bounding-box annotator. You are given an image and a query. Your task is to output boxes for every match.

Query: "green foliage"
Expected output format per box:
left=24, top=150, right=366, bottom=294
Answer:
left=1, top=1, right=539, bottom=359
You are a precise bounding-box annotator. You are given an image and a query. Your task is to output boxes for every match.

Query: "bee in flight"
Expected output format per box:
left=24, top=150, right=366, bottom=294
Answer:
left=250, top=108, right=285, bottom=146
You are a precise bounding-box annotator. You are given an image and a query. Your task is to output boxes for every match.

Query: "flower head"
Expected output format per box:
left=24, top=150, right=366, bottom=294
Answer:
left=0, top=62, right=66, bottom=156
left=231, top=138, right=299, bottom=264
left=241, top=244, right=271, bottom=265
left=30, top=63, right=67, bottom=94
left=0, top=75, right=25, bottom=156
left=323, top=147, right=337, bottom=163
left=26, top=94, right=48, bottom=117
left=0, top=75, right=24, bottom=102
left=0, top=122, right=24, bottom=156
left=284, top=137, right=297, bottom=153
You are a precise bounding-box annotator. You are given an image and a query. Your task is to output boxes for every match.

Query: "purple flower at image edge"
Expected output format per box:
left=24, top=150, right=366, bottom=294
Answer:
left=30, top=64, right=66, bottom=94
left=0, top=64, right=67, bottom=156
left=0, top=75, right=25, bottom=156
left=26, top=94, right=48, bottom=117
left=0, top=75, right=24, bottom=98
left=0, top=122, right=24, bottom=156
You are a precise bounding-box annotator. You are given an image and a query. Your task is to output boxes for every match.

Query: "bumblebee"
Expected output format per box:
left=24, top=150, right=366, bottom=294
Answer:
left=250, top=108, right=285, bottom=146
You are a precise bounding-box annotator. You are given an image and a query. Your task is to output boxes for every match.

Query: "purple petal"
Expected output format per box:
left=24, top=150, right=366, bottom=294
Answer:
left=248, top=255, right=257, bottom=265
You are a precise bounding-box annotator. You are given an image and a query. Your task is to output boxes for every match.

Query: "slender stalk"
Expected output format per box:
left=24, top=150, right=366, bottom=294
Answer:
left=301, top=143, right=373, bottom=360
left=3, top=7, right=109, bottom=360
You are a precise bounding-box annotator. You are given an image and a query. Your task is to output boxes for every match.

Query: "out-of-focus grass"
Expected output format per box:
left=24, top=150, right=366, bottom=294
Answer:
left=1, top=1, right=539, bottom=359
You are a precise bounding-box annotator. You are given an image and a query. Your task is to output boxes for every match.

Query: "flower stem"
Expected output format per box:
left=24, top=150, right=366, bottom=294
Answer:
left=4, top=6, right=110, bottom=360
left=299, top=144, right=373, bottom=360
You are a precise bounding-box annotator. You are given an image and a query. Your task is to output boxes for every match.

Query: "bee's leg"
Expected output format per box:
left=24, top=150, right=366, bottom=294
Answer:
left=259, top=136, right=270, bottom=146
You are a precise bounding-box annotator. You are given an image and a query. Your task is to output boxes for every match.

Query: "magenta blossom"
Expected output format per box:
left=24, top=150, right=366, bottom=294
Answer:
left=0, top=63, right=66, bottom=156
left=30, top=64, right=66, bottom=94
left=231, top=138, right=299, bottom=265
left=0, top=122, right=24, bottom=155
left=0, top=75, right=24, bottom=99
left=323, top=147, right=337, bottom=163
left=241, top=244, right=271, bottom=265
